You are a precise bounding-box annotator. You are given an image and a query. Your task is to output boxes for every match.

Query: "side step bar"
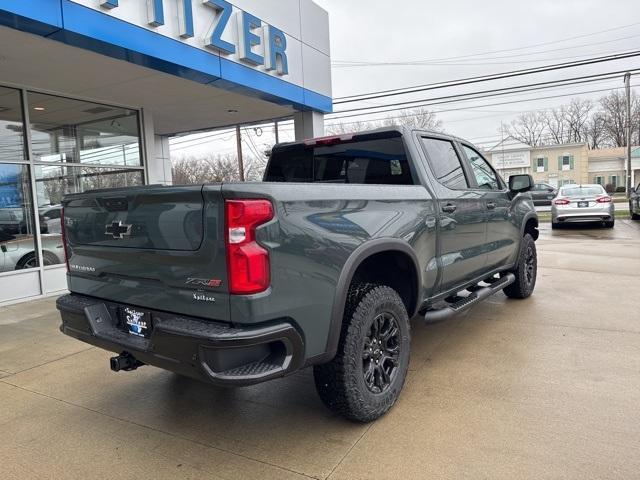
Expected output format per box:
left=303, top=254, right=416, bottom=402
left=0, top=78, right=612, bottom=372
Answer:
left=424, top=273, right=515, bottom=324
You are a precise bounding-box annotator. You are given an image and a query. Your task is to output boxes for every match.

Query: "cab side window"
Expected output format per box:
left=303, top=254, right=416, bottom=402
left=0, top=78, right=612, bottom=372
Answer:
left=462, top=145, right=500, bottom=190
left=421, top=137, right=469, bottom=189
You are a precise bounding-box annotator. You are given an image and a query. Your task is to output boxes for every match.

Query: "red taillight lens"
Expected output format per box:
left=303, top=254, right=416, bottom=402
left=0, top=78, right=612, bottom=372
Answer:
left=225, top=199, right=274, bottom=295
left=553, top=198, right=570, bottom=205
left=596, top=196, right=612, bottom=203
left=60, top=207, right=70, bottom=271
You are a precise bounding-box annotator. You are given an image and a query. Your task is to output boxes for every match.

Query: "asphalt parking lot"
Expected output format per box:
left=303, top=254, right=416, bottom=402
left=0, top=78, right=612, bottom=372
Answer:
left=1, top=220, right=639, bottom=480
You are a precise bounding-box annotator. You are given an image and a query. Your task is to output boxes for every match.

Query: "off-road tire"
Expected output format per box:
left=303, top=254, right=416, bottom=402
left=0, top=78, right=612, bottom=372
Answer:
left=313, top=284, right=411, bottom=423
left=503, top=234, right=537, bottom=299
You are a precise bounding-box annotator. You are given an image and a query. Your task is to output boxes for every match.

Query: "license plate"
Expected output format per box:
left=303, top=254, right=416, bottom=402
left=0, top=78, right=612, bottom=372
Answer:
left=577, top=201, right=589, bottom=208
left=121, top=307, right=152, bottom=338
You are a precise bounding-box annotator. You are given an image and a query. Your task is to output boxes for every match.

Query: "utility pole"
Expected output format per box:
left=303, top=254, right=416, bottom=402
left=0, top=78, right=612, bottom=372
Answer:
left=235, top=125, right=245, bottom=181
left=274, top=121, right=280, bottom=144
left=625, top=72, right=632, bottom=199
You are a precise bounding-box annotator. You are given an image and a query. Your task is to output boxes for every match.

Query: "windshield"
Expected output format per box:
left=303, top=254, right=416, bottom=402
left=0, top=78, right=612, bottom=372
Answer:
left=265, top=133, right=414, bottom=185
left=560, top=186, right=605, bottom=197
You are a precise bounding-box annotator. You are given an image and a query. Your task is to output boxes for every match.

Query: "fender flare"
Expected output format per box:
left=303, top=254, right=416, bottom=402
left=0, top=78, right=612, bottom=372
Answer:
left=322, top=238, right=422, bottom=362
left=521, top=212, right=539, bottom=240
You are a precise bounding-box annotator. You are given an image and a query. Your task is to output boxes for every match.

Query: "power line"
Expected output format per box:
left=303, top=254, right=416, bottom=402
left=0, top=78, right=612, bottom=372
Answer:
left=333, top=33, right=640, bottom=67
left=326, top=82, right=640, bottom=123
left=332, top=21, right=640, bottom=66
left=330, top=70, right=640, bottom=116
left=333, top=49, right=640, bottom=103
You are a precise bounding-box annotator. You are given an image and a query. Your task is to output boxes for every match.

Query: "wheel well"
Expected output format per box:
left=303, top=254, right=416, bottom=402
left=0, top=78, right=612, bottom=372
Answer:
left=524, top=217, right=539, bottom=241
left=350, top=250, right=419, bottom=317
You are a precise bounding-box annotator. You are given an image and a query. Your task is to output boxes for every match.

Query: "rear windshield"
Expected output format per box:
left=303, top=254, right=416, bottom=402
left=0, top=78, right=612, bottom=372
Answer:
left=264, top=134, right=414, bottom=185
left=561, top=186, right=605, bottom=197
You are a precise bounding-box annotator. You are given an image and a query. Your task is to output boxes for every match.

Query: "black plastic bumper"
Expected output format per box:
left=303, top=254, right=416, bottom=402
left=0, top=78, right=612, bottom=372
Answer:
left=57, top=294, right=305, bottom=386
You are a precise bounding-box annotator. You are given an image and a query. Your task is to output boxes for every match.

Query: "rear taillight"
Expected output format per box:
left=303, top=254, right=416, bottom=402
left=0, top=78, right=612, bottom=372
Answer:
left=60, top=207, right=70, bottom=271
left=553, top=198, right=570, bottom=205
left=596, top=196, right=612, bottom=203
left=225, top=199, right=274, bottom=295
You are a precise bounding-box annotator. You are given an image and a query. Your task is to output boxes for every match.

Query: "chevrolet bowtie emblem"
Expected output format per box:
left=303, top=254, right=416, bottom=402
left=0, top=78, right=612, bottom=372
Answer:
left=105, top=221, right=132, bottom=239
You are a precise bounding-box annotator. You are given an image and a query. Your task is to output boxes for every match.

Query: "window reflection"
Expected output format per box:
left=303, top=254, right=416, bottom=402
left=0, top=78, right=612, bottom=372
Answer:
left=34, top=165, right=143, bottom=267
left=0, top=87, right=26, bottom=163
left=28, top=92, right=141, bottom=167
left=0, top=164, right=45, bottom=271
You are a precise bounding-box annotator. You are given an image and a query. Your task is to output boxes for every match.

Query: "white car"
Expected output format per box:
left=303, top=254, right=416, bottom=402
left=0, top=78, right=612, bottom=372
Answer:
left=0, top=232, right=64, bottom=271
left=551, top=184, right=615, bottom=229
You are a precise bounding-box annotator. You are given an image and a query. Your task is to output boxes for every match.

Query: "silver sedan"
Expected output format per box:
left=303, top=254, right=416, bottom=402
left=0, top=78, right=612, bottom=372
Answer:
left=551, top=184, right=615, bottom=229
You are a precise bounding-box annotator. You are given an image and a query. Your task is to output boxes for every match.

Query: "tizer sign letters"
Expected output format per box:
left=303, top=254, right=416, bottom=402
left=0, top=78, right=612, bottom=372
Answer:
left=95, top=0, right=289, bottom=75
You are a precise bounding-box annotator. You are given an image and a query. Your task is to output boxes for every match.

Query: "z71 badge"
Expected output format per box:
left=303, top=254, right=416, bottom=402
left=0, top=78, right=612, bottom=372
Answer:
left=186, top=278, right=223, bottom=288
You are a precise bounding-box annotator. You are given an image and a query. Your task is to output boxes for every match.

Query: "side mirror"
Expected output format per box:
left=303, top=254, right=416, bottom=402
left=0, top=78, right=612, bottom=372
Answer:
left=509, top=174, right=534, bottom=194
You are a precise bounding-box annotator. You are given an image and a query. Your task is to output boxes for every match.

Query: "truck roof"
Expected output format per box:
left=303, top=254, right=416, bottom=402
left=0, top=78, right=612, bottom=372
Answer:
left=272, top=126, right=474, bottom=150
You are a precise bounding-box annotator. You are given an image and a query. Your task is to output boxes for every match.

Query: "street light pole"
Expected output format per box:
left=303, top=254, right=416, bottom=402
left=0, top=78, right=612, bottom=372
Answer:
left=624, top=72, right=632, bottom=199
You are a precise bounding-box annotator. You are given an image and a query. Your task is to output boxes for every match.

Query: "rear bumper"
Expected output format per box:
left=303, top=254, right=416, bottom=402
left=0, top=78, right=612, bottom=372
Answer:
left=552, top=206, right=615, bottom=223
left=57, top=294, right=305, bottom=386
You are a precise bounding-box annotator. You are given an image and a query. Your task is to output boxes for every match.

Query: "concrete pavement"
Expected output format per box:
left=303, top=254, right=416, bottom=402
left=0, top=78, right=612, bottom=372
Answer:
left=1, top=220, right=639, bottom=479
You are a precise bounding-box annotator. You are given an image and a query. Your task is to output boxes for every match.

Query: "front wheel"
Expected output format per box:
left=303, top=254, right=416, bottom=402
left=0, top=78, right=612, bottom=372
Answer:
left=313, top=284, right=411, bottom=423
left=503, top=234, right=537, bottom=299
left=630, top=202, right=640, bottom=220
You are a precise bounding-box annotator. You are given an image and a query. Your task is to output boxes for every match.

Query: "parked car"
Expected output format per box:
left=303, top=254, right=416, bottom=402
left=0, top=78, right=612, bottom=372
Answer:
left=530, top=183, right=557, bottom=206
left=0, top=232, right=64, bottom=271
left=56, top=127, right=539, bottom=422
left=551, top=184, right=615, bottom=229
left=630, top=183, right=640, bottom=220
left=39, top=205, right=63, bottom=234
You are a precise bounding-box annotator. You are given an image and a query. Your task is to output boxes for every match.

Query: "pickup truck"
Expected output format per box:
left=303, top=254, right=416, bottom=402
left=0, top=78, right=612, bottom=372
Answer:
left=57, top=127, right=539, bottom=422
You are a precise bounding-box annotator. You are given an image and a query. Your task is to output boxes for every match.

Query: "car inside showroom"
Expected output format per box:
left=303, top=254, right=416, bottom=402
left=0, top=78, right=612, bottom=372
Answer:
left=0, top=0, right=331, bottom=303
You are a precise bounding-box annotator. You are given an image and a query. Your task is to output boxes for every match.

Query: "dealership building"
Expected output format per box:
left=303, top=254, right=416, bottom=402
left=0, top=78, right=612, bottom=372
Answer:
left=0, top=0, right=332, bottom=304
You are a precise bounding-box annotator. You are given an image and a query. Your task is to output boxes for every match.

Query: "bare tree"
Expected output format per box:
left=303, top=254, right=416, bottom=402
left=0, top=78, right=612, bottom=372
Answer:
left=600, top=90, right=632, bottom=147
left=327, top=107, right=443, bottom=135
left=172, top=154, right=240, bottom=185
left=326, top=120, right=378, bottom=135
left=381, top=107, right=444, bottom=131
left=506, top=111, right=547, bottom=146
left=565, top=99, right=593, bottom=143
left=544, top=106, right=568, bottom=145
left=584, top=112, right=607, bottom=149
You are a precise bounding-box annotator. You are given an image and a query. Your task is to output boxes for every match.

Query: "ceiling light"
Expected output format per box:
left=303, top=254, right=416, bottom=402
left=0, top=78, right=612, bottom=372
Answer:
left=33, top=107, right=45, bottom=111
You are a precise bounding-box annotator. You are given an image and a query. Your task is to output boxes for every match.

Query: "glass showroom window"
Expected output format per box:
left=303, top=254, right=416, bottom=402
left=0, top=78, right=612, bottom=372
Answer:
left=0, top=87, right=41, bottom=273
left=27, top=91, right=144, bottom=268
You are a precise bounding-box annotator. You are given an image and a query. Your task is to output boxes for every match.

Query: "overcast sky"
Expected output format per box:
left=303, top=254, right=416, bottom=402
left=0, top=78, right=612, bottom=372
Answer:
left=173, top=0, right=640, bottom=158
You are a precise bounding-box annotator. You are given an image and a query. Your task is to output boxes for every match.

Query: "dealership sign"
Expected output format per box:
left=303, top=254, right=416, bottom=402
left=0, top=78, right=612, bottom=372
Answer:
left=491, top=150, right=531, bottom=169
left=79, top=0, right=289, bottom=75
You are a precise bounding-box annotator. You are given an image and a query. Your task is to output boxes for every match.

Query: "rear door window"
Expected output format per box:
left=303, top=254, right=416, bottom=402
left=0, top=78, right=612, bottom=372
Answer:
left=265, top=134, right=414, bottom=185
left=420, top=137, right=469, bottom=189
left=462, top=145, right=501, bottom=190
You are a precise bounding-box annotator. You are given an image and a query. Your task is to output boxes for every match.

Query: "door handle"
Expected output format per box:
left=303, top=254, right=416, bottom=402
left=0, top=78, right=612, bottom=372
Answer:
left=442, top=204, right=457, bottom=214
left=486, top=202, right=497, bottom=210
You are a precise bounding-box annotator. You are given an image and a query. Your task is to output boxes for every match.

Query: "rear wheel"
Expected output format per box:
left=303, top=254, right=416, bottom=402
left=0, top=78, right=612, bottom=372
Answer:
left=503, top=234, right=537, bottom=299
left=551, top=222, right=559, bottom=230
left=313, top=284, right=411, bottom=423
left=604, top=220, right=615, bottom=228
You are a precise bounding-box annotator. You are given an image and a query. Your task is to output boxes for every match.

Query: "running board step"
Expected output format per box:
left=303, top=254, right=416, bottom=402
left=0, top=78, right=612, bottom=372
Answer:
left=424, top=273, right=515, bottom=324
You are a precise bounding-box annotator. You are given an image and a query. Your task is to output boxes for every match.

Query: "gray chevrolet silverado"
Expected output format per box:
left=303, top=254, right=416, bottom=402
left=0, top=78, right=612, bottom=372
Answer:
left=57, top=127, right=538, bottom=422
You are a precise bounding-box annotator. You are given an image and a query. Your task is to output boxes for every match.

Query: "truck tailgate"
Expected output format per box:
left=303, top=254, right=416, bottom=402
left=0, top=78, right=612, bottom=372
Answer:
left=63, top=185, right=230, bottom=321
